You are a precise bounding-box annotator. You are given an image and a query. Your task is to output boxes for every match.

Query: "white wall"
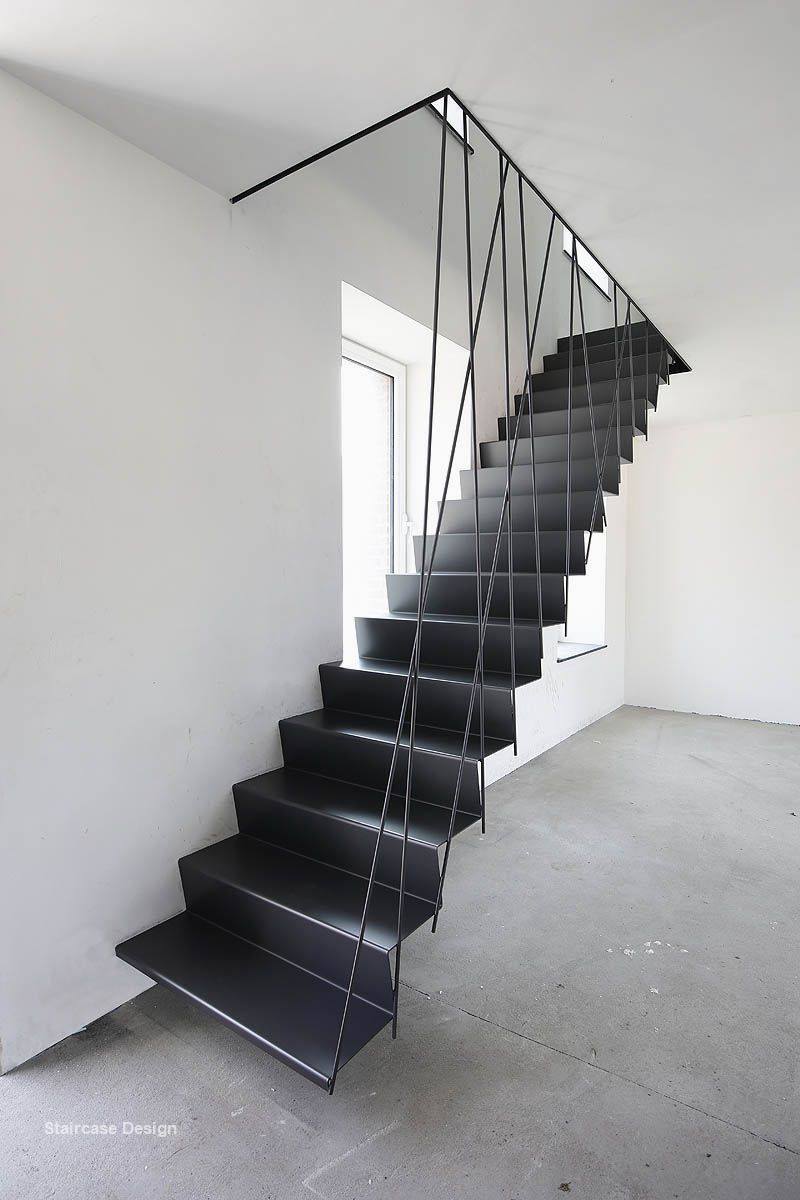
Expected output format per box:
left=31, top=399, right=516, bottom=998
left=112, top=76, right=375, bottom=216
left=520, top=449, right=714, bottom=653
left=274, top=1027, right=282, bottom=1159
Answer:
left=0, top=70, right=627, bottom=1072
left=625, top=413, right=800, bottom=725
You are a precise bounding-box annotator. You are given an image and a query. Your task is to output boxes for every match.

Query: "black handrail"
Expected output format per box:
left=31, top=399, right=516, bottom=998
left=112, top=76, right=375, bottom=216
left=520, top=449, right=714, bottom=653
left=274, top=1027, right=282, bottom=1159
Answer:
left=230, top=87, right=691, bottom=378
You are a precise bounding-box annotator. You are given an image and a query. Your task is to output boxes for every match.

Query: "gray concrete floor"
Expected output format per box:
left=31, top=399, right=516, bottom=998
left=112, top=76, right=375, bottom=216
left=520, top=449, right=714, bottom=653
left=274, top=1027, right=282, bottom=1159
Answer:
left=3, top=706, right=799, bottom=1200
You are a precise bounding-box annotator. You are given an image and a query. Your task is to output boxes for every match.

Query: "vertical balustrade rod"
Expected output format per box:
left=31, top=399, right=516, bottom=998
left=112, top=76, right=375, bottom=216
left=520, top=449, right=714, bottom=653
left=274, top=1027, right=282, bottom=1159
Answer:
left=644, top=317, right=650, bottom=439
left=498, top=151, right=517, bottom=754
left=330, top=101, right=450, bottom=1090
left=613, top=284, right=621, bottom=486
left=575, top=256, right=604, bottom=529
left=391, top=94, right=449, bottom=1042
left=517, top=175, right=544, bottom=660
left=564, top=239, right=576, bottom=637
left=433, top=209, right=556, bottom=928
left=462, top=106, right=486, bottom=831
left=585, top=308, right=631, bottom=563
left=627, top=298, right=635, bottom=457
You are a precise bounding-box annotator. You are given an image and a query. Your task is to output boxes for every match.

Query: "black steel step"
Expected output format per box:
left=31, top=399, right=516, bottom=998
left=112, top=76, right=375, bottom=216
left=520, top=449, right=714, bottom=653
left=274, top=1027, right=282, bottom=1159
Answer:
left=534, top=352, right=665, bottom=392
left=179, top=834, right=435, bottom=1011
left=319, top=658, right=514, bottom=740
left=557, top=319, right=650, bottom=352
left=116, top=912, right=391, bottom=1090
left=414, top=530, right=585, bottom=575
left=459, top=459, right=618, bottom=498
left=355, top=612, right=544, bottom=678
left=234, top=765, right=477, bottom=869
left=279, top=708, right=486, bottom=813
left=387, top=571, right=564, bottom=623
left=503, top=395, right=646, bottom=438
left=440, top=492, right=602, bottom=535
left=515, top=373, right=658, bottom=415
left=481, top=426, right=633, bottom=469
left=543, top=333, right=664, bottom=372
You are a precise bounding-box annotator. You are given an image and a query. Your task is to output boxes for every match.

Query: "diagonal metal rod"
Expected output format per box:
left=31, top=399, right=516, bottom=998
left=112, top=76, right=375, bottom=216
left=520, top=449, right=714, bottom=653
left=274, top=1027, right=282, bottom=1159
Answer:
left=574, top=252, right=604, bottom=531
left=564, top=239, right=576, bottom=637
left=329, top=152, right=511, bottom=1090
left=329, top=99, right=449, bottom=1091
left=432, top=181, right=556, bottom=929
left=498, top=151, right=517, bottom=754
left=462, top=107, right=486, bottom=832
left=517, top=177, right=545, bottom=660
left=391, top=94, right=450, bottom=1044
left=585, top=306, right=632, bottom=563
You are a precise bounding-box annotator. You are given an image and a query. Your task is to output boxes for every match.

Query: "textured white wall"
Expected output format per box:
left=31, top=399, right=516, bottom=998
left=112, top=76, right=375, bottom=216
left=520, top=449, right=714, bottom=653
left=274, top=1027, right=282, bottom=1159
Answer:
left=0, top=70, right=625, bottom=1072
left=625, top=413, right=800, bottom=725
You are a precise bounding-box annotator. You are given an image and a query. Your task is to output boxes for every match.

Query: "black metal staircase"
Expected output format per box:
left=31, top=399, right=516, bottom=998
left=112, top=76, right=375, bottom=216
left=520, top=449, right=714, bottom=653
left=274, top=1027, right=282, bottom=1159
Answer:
left=116, top=89, right=687, bottom=1092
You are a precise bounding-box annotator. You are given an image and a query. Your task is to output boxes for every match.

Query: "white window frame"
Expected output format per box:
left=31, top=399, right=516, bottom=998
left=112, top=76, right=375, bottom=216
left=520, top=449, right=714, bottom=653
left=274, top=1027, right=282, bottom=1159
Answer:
left=341, top=338, right=408, bottom=573
left=563, top=229, right=611, bottom=300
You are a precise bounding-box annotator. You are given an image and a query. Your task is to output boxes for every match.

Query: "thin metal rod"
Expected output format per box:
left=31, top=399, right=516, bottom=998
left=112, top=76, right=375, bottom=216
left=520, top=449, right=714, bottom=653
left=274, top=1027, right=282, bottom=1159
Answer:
left=462, top=105, right=486, bottom=833
left=575, top=256, right=603, bottom=510
left=331, top=157, right=512, bottom=1066
left=585, top=308, right=631, bottom=562
left=564, top=239, right=576, bottom=637
left=517, top=175, right=544, bottom=657
left=330, top=99, right=449, bottom=1090
left=627, top=297, right=635, bottom=457
left=391, top=95, right=450, bottom=1043
left=432, top=199, right=556, bottom=930
left=498, top=151, right=517, bottom=755
left=230, top=89, right=448, bottom=203
left=613, top=285, right=621, bottom=488
left=644, top=317, right=650, bottom=440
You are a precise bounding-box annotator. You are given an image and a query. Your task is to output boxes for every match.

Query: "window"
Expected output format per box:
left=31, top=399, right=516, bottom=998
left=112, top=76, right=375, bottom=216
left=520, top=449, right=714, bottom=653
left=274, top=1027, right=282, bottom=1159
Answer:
left=429, top=96, right=472, bottom=150
left=340, top=341, right=407, bottom=638
left=563, top=229, right=610, bottom=299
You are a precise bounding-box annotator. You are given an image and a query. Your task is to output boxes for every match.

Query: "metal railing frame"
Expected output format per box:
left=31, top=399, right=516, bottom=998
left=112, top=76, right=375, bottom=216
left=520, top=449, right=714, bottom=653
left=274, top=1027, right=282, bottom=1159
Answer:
left=228, top=87, right=687, bottom=1094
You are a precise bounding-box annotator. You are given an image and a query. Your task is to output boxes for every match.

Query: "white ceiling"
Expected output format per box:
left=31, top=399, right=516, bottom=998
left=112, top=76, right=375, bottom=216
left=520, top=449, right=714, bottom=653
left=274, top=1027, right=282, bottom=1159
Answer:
left=4, top=0, right=799, bottom=423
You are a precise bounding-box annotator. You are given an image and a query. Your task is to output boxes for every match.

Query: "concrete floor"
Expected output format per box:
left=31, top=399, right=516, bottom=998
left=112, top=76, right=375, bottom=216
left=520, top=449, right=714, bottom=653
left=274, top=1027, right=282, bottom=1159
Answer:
left=3, top=706, right=799, bottom=1200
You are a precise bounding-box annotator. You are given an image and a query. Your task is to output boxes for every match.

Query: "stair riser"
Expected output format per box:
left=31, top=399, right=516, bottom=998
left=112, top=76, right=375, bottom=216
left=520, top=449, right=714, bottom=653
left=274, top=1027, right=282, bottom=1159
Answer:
left=234, top=782, right=442, bottom=904
left=180, top=860, right=393, bottom=1010
left=320, top=662, right=514, bottom=741
left=504, top=395, right=646, bottom=436
left=414, top=532, right=585, bottom=575
left=355, top=615, right=543, bottom=677
left=543, top=333, right=664, bottom=371
left=279, top=718, right=482, bottom=815
left=535, top=352, right=666, bottom=391
left=459, top=460, right=619, bottom=498
left=386, top=572, right=564, bottom=623
left=515, top=373, right=659, bottom=414
left=441, top=493, right=603, bottom=534
left=481, top=426, right=633, bottom=468
left=556, top=320, right=650, bottom=352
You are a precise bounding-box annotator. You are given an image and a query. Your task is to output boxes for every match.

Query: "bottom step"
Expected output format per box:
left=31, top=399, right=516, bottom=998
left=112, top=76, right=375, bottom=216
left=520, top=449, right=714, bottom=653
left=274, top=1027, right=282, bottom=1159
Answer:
left=116, top=912, right=391, bottom=1090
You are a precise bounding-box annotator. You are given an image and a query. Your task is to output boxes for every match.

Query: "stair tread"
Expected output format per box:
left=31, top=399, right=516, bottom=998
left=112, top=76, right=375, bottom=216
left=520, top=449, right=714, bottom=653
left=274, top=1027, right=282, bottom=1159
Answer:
left=388, top=570, right=563, bottom=579
left=116, top=912, right=390, bottom=1088
left=182, top=834, right=435, bottom=951
left=236, top=765, right=479, bottom=846
left=282, top=706, right=510, bottom=759
left=333, top=654, right=537, bottom=689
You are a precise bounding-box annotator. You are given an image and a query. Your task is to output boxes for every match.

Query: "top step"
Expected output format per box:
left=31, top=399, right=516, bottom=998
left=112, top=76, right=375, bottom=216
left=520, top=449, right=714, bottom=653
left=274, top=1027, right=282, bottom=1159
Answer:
left=557, top=320, right=650, bottom=353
